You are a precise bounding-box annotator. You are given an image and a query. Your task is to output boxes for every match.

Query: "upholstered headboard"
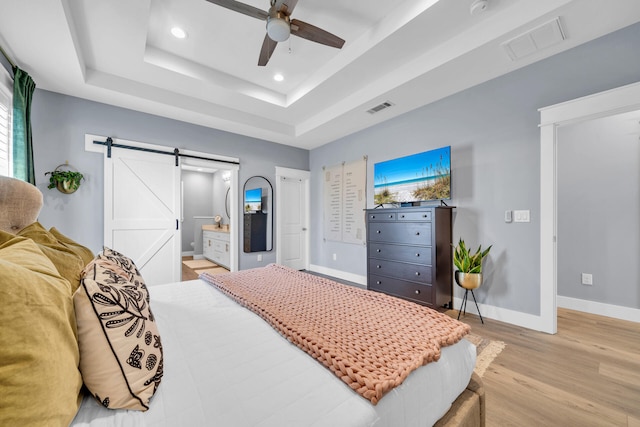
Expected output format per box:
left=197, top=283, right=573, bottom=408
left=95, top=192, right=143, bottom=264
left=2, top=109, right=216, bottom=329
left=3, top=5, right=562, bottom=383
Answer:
left=0, top=176, right=43, bottom=234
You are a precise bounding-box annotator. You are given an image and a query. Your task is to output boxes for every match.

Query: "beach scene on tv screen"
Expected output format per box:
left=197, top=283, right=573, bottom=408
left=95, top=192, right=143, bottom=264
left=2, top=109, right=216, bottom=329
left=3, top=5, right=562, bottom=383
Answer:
left=245, top=188, right=262, bottom=212
left=374, top=146, right=451, bottom=204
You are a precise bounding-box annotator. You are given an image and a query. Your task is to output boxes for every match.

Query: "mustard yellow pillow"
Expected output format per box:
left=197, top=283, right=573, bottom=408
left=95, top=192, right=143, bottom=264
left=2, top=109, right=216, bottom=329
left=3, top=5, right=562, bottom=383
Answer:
left=49, top=227, right=95, bottom=266
left=17, top=222, right=84, bottom=292
left=75, top=250, right=163, bottom=411
left=0, top=231, right=83, bottom=426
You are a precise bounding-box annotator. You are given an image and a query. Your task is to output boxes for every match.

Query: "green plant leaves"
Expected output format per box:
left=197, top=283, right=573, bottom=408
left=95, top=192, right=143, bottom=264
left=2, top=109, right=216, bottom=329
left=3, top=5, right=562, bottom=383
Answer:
left=45, top=170, right=84, bottom=190
left=451, top=238, right=491, bottom=273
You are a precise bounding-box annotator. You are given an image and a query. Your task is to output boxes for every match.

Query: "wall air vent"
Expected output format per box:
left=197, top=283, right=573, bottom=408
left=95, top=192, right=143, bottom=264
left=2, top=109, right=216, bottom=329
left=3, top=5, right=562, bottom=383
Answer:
left=367, top=101, right=394, bottom=114
left=502, top=17, right=566, bottom=61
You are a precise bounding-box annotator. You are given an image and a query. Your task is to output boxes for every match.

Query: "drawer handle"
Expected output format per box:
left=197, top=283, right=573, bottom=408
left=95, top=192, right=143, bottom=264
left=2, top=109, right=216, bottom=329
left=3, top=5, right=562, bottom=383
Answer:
left=415, top=290, right=420, bottom=295
left=415, top=253, right=420, bottom=257
left=376, top=230, right=381, bottom=234
left=423, top=214, right=428, bottom=218
left=376, top=249, right=381, bottom=253
left=415, top=232, right=420, bottom=236
left=376, top=281, right=382, bottom=285
left=401, top=214, right=405, bottom=218
left=388, top=214, right=393, bottom=218
left=371, top=215, right=376, bottom=219
left=415, top=272, right=420, bottom=276
left=376, top=265, right=381, bottom=269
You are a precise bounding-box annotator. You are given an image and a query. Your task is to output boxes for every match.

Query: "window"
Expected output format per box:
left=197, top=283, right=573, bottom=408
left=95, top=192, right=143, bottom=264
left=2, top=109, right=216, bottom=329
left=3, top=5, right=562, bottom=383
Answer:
left=0, top=66, right=12, bottom=177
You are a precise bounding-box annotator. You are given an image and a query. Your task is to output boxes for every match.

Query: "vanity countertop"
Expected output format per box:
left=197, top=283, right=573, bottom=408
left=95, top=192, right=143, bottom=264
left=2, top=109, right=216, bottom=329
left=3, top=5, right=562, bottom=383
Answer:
left=202, top=225, right=230, bottom=233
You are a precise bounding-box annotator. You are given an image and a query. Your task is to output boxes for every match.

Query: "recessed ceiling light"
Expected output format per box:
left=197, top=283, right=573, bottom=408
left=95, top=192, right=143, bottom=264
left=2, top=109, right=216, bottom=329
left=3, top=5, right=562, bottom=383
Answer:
left=273, top=74, right=284, bottom=82
left=171, top=27, right=187, bottom=39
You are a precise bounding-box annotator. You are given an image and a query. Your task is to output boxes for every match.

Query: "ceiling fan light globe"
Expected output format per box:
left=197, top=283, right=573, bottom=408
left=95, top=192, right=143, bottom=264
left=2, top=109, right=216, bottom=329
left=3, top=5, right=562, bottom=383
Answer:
left=267, top=17, right=290, bottom=42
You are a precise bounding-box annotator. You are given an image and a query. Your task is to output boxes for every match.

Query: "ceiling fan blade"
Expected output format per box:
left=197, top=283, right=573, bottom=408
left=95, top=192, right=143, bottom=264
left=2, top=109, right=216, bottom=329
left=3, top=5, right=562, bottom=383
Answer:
left=204, top=0, right=268, bottom=20
left=258, top=34, right=278, bottom=66
left=290, top=19, right=345, bottom=49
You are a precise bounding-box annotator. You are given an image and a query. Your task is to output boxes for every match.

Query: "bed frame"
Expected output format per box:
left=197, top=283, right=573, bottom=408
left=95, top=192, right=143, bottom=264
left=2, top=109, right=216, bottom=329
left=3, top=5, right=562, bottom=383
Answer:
left=0, top=176, right=485, bottom=427
left=437, top=372, right=485, bottom=427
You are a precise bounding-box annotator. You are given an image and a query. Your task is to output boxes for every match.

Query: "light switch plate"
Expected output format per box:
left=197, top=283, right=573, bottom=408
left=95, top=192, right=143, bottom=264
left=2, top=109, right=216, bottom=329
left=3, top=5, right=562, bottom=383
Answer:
left=514, top=210, right=530, bottom=222
left=504, top=210, right=512, bottom=223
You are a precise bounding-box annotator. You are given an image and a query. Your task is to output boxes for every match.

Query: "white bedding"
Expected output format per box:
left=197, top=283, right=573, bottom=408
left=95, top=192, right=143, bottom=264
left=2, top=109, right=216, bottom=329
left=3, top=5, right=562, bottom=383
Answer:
left=71, top=279, right=476, bottom=427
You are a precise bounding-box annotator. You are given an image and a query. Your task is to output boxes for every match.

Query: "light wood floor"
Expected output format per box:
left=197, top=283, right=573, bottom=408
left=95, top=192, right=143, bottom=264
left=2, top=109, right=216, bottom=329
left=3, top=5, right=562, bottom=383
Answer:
left=446, top=308, right=640, bottom=426
left=181, top=256, right=228, bottom=281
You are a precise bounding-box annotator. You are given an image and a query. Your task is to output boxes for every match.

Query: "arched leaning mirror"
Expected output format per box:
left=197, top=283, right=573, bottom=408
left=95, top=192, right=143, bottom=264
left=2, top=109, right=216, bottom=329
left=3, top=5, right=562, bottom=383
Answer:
left=243, top=176, right=273, bottom=252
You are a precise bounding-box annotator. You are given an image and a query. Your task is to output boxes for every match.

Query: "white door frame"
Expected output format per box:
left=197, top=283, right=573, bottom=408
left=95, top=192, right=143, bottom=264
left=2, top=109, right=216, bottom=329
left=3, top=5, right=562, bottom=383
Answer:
left=85, top=134, right=240, bottom=273
left=539, top=81, right=640, bottom=334
left=275, top=166, right=310, bottom=269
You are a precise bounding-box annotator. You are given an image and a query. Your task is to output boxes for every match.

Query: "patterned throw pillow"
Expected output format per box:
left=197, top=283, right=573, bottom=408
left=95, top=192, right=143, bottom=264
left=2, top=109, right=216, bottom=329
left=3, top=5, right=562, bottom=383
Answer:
left=74, top=248, right=163, bottom=411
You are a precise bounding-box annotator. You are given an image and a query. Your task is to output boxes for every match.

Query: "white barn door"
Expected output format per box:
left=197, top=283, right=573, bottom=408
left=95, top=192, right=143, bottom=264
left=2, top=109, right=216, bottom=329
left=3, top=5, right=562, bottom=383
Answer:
left=104, top=146, right=181, bottom=286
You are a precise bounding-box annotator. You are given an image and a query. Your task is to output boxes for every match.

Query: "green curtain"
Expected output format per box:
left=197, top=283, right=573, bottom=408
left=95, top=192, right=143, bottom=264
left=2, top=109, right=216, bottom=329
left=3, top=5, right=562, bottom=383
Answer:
left=12, top=66, right=36, bottom=184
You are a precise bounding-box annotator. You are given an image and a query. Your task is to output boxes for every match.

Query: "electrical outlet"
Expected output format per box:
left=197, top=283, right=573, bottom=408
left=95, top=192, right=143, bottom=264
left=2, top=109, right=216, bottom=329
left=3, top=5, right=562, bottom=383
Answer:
left=332, top=253, right=337, bottom=261
left=581, top=273, right=593, bottom=286
left=257, top=254, right=262, bottom=262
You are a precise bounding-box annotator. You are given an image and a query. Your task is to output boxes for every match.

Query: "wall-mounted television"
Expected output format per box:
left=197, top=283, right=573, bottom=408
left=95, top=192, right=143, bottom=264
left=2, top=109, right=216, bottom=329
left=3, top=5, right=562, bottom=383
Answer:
left=374, top=145, right=451, bottom=205
left=244, top=188, right=262, bottom=212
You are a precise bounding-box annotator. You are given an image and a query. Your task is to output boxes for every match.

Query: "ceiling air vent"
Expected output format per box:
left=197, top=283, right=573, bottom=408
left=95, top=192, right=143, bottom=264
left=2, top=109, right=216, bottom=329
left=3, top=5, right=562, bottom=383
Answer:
left=502, top=17, right=566, bottom=61
left=367, top=101, right=394, bottom=114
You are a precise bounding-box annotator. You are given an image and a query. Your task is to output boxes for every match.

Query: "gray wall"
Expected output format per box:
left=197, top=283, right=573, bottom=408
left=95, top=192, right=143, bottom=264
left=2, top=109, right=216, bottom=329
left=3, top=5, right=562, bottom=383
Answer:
left=309, top=22, right=640, bottom=316
left=557, top=110, right=640, bottom=309
left=30, top=90, right=308, bottom=270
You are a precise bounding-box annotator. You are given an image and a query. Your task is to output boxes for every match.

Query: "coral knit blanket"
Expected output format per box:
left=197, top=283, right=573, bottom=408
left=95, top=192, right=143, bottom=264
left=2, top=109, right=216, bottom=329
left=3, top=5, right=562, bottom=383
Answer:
left=200, top=264, right=470, bottom=405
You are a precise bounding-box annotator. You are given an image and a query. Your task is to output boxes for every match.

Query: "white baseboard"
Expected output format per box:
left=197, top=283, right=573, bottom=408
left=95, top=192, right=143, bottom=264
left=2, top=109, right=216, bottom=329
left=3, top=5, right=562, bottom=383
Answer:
left=306, top=266, right=550, bottom=330
left=557, top=295, right=640, bottom=323
left=453, top=296, right=547, bottom=332
left=308, top=264, right=367, bottom=289
left=305, top=266, right=640, bottom=329
left=181, top=250, right=195, bottom=257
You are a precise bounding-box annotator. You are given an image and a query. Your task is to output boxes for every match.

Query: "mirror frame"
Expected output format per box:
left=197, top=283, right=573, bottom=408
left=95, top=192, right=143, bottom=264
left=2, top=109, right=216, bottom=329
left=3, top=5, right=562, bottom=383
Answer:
left=242, top=176, right=273, bottom=252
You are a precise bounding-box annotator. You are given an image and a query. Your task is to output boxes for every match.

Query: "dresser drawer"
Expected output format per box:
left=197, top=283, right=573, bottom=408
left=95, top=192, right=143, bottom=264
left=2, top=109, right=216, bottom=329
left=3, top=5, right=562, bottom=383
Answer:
left=368, top=242, right=431, bottom=265
left=367, top=211, right=396, bottom=222
left=368, top=274, right=434, bottom=306
left=368, top=222, right=432, bottom=245
left=368, top=258, right=432, bottom=283
left=397, top=210, right=432, bottom=221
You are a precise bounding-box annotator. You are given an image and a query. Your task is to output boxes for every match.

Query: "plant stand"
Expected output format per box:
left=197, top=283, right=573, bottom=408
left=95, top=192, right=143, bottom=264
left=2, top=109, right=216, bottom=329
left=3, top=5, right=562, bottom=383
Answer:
left=457, top=288, right=484, bottom=324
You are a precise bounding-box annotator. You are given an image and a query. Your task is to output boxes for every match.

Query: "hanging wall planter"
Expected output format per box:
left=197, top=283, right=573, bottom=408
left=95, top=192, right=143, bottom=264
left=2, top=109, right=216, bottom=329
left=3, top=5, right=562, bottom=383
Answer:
left=45, top=163, right=84, bottom=194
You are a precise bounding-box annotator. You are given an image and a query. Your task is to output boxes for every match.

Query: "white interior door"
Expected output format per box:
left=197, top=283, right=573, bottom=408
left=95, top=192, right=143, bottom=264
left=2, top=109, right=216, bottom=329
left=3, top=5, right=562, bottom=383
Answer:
left=276, top=167, right=310, bottom=270
left=104, top=146, right=181, bottom=286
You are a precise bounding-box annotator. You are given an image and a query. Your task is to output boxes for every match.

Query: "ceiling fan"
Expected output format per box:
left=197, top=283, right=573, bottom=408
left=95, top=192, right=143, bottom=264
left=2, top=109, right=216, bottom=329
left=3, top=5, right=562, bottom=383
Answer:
left=205, top=0, right=345, bottom=66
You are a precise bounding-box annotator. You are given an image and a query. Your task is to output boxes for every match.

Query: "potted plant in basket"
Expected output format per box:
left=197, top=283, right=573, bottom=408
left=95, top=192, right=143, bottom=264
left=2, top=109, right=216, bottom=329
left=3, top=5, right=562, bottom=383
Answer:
left=45, top=170, right=84, bottom=194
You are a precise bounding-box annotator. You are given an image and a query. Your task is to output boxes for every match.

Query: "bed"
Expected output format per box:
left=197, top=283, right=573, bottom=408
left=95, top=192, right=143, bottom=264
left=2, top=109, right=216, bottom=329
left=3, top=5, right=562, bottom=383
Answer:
left=0, top=176, right=485, bottom=427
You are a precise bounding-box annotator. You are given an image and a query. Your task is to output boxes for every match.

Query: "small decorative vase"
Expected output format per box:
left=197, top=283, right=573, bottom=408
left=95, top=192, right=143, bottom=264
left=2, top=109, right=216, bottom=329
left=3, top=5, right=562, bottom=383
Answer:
left=455, top=271, right=483, bottom=290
